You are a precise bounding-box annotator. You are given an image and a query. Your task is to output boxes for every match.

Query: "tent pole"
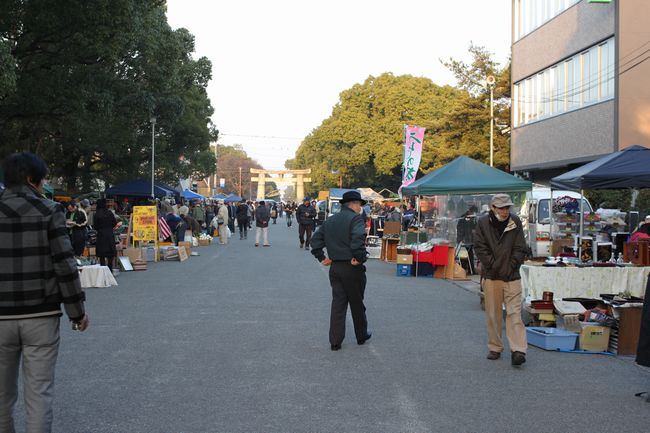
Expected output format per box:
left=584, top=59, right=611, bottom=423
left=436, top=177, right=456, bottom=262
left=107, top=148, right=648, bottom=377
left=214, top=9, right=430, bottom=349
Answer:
left=550, top=188, right=554, bottom=255
left=415, top=196, right=420, bottom=279
left=579, top=189, right=584, bottom=239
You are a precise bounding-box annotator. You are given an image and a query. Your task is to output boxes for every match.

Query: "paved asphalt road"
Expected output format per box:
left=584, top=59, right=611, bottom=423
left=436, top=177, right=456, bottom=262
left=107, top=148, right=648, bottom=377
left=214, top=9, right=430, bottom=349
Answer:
left=14, top=218, right=650, bottom=432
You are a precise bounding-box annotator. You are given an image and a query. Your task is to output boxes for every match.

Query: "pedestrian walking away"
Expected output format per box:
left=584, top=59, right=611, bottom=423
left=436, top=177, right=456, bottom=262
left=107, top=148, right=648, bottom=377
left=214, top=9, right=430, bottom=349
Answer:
left=473, top=193, right=528, bottom=367
left=311, top=190, right=371, bottom=351
left=254, top=200, right=271, bottom=246
left=236, top=200, right=249, bottom=240
left=0, top=152, right=90, bottom=433
left=297, top=197, right=316, bottom=249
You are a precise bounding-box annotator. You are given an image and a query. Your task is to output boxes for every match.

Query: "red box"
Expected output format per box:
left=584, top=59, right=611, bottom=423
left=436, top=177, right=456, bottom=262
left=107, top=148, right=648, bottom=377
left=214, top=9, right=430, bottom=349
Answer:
left=411, top=245, right=450, bottom=266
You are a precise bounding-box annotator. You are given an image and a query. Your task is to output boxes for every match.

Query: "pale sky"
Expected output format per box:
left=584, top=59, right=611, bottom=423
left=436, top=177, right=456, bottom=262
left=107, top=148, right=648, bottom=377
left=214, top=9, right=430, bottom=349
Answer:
left=166, top=0, right=512, bottom=170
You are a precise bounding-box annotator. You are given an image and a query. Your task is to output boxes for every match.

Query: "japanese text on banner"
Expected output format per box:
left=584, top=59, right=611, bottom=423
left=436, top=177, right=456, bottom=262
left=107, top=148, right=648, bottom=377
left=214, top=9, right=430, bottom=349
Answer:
left=400, top=125, right=425, bottom=191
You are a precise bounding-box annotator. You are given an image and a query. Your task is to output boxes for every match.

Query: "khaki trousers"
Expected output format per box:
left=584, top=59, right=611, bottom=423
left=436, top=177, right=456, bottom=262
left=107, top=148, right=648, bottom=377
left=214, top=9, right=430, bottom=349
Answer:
left=483, top=279, right=527, bottom=353
left=0, top=316, right=60, bottom=433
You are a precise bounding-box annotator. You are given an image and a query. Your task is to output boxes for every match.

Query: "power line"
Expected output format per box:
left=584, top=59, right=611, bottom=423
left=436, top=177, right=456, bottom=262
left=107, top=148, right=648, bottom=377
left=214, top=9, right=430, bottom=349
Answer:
left=220, top=133, right=303, bottom=140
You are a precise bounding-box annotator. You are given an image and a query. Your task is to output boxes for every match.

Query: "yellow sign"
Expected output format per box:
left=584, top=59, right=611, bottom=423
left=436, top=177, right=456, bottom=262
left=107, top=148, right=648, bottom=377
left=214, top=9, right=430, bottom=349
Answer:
left=132, top=206, right=158, bottom=241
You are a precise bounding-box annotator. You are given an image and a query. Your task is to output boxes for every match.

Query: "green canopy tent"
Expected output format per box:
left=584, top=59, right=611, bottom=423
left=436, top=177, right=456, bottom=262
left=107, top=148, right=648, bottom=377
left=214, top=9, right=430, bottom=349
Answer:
left=400, top=156, right=532, bottom=278
left=401, top=156, right=532, bottom=196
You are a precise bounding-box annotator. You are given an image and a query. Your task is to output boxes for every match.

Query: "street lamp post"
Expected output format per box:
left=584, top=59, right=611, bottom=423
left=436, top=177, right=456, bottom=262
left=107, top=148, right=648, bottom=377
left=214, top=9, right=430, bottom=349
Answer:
left=150, top=116, right=156, bottom=198
left=485, top=75, right=496, bottom=167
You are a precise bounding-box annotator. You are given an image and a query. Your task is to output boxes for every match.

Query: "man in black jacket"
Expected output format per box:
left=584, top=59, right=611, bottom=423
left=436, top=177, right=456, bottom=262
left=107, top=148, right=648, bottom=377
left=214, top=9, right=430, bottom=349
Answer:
left=296, top=197, right=316, bottom=250
left=311, top=191, right=371, bottom=351
left=473, top=194, right=528, bottom=366
left=236, top=199, right=249, bottom=240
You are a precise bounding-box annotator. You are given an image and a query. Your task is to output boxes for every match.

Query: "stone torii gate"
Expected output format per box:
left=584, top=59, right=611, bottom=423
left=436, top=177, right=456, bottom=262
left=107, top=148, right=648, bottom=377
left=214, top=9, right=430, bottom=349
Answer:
left=250, top=168, right=311, bottom=200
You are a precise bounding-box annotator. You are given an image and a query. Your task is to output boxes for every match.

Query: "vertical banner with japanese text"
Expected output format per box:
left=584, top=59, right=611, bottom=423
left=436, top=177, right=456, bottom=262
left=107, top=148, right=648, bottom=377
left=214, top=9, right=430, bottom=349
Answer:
left=399, top=125, right=425, bottom=194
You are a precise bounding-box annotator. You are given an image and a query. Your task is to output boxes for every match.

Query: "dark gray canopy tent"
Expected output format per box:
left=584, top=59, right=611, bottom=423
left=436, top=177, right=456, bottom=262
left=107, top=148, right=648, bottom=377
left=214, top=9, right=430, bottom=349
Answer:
left=551, top=145, right=650, bottom=190
left=550, top=145, right=650, bottom=237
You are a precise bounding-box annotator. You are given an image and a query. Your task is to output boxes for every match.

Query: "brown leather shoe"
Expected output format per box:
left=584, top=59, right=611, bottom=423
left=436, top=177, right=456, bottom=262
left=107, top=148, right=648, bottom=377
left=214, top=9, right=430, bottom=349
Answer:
left=511, top=351, right=526, bottom=366
left=487, top=351, right=501, bottom=360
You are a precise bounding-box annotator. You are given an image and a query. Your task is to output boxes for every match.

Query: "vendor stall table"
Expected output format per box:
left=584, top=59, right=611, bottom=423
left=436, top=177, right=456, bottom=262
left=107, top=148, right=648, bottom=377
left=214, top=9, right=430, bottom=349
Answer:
left=79, top=265, right=118, bottom=288
left=520, top=264, right=650, bottom=300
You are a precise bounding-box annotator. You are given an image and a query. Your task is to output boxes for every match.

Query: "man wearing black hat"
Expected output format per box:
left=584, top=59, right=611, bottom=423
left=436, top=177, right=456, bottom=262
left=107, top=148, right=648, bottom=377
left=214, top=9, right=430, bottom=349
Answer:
left=296, top=197, right=316, bottom=250
left=473, top=193, right=528, bottom=367
left=310, top=190, right=371, bottom=351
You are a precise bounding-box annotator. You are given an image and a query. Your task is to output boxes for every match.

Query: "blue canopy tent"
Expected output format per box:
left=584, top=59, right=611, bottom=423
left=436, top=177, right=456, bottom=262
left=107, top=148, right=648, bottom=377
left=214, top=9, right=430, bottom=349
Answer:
left=105, top=180, right=178, bottom=198
left=224, top=194, right=243, bottom=203
left=211, top=193, right=228, bottom=200
left=182, top=189, right=205, bottom=200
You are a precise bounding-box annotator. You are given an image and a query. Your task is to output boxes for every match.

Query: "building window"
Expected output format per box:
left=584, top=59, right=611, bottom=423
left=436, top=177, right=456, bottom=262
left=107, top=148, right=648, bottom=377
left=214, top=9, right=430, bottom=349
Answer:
left=513, top=37, right=615, bottom=128
left=514, top=0, right=580, bottom=41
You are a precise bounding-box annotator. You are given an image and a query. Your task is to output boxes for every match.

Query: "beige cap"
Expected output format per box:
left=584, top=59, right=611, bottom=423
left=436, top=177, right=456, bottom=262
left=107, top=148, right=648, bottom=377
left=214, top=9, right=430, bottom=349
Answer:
left=490, top=194, right=514, bottom=208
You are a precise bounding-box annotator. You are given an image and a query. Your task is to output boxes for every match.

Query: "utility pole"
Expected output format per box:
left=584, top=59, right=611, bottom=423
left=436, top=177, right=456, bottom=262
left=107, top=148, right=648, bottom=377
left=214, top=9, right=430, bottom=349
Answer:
left=485, top=75, right=496, bottom=167
left=150, top=116, right=156, bottom=198
left=238, top=167, right=242, bottom=198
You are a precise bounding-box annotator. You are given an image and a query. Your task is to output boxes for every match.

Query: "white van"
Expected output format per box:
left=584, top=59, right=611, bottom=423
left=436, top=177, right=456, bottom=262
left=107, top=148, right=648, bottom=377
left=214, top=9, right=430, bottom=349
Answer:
left=519, top=186, right=593, bottom=257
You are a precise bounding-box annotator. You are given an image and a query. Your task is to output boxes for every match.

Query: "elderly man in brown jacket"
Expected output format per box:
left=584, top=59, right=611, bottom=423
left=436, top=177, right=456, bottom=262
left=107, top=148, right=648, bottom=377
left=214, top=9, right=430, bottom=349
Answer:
left=473, top=194, right=528, bottom=367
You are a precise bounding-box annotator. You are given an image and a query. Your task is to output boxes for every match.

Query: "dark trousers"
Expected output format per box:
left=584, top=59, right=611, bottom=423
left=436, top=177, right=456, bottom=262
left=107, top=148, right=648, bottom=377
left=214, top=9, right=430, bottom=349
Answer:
left=329, top=261, right=368, bottom=345
left=238, top=218, right=248, bottom=238
left=69, top=228, right=86, bottom=256
left=298, top=223, right=313, bottom=246
left=99, top=256, right=114, bottom=272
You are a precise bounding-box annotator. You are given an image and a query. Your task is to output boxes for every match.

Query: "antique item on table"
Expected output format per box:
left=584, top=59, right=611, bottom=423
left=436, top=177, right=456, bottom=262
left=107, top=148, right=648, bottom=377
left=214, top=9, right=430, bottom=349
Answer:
left=596, top=242, right=612, bottom=262
left=578, top=236, right=594, bottom=262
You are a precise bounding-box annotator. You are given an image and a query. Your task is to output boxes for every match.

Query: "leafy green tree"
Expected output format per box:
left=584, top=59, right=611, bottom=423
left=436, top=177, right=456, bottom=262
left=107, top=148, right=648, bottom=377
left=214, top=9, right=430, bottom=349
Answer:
left=288, top=74, right=461, bottom=191
left=288, top=46, right=511, bottom=191
left=441, top=43, right=511, bottom=169
left=0, top=0, right=216, bottom=191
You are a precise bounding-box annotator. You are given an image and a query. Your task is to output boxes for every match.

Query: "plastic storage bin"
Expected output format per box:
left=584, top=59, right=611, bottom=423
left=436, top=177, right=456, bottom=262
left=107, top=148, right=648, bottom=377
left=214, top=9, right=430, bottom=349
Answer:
left=526, top=327, right=578, bottom=350
left=396, top=264, right=412, bottom=276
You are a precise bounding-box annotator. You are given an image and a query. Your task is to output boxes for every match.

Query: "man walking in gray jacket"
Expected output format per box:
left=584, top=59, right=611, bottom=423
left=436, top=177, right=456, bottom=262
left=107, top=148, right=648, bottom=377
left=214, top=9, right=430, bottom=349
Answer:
left=473, top=194, right=528, bottom=366
left=0, top=152, right=89, bottom=433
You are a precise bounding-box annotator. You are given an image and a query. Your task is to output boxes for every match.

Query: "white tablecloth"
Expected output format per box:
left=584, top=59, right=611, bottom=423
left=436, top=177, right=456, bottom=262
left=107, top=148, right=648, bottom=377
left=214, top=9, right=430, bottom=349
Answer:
left=520, top=265, right=650, bottom=299
left=79, top=265, right=118, bottom=288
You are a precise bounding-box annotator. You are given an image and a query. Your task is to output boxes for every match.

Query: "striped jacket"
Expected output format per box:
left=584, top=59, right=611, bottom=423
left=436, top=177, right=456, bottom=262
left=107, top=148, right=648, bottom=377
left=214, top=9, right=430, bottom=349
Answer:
left=0, top=185, right=85, bottom=320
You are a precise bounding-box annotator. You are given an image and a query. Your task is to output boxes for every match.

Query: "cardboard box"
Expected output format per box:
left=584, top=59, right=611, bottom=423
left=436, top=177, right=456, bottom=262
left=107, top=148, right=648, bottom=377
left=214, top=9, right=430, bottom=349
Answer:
left=198, top=239, right=210, bottom=246
left=178, top=241, right=191, bottom=256
left=396, top=254, right=413, bottom=264
left=123, top=247, right=142, bottom=263
left=579, top=324, right=611, bottom=352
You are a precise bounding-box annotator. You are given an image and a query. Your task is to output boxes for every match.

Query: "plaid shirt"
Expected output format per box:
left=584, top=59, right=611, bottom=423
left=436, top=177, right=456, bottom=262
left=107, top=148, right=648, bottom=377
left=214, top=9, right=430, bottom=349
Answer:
left=0, top=185, right=85, bottom=320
